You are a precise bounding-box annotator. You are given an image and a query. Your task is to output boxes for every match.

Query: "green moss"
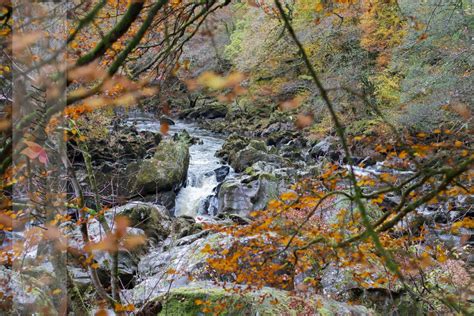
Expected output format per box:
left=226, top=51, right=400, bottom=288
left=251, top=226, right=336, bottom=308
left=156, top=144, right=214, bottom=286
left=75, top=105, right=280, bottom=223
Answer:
left=156, top=286, right=297, bottom=316
left=135, top=139, right=190, bottom=193
left=153, top=285, right=372, bottom=316
left=157, top=287, right=251, bottom=315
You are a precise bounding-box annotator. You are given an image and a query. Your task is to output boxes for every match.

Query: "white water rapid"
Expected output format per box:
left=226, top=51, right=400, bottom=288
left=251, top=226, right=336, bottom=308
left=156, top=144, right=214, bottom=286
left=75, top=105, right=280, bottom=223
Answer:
left=126, top=112, right=226, bottom=217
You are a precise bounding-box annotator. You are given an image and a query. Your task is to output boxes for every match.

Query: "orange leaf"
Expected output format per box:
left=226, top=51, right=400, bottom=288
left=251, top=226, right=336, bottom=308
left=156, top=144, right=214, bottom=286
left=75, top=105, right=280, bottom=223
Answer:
left=21, top=141, right=48, bottom=164
left=160, top=122, right=169, bottom=135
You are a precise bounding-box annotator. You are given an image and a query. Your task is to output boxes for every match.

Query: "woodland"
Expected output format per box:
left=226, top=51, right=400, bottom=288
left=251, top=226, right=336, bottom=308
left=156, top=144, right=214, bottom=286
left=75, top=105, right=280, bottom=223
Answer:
left=0, top=0, right=473, bottom=315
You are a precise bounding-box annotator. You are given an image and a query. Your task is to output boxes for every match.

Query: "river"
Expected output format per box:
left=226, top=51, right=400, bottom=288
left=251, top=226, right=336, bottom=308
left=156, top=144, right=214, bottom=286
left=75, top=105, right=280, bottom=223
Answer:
left=126, top=112, right=227, bottom=217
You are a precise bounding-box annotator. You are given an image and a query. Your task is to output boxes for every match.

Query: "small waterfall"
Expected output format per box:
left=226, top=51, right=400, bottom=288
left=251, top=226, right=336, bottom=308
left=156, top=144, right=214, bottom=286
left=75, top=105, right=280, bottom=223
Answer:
left=128, top=112, right=227, bottom=217
left=174, top=127, right=226, bottom=217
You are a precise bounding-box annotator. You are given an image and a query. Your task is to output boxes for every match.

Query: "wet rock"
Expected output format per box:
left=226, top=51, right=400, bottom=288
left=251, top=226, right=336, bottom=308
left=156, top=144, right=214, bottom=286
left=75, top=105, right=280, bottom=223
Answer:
left=261, top=122, right=298, bottom=147
left=90, top=160, right=141, bottom=200
left=230, top=141, right=285, bottom=173
left=170, top=216, right=202, bottom=240
left=134, top=139, right=190, bottom=194
left=211, top=165, right=230, bottom=182
left=279, top=138, right=307, bottom=160
left=197, top=194, right=219, bottom=216
left=201, top=102, right=228, bottom=119
left=228, top=213, right=251, bottom=225
left=309, top=136, right=341, bottom=162
left=72, top=125, right=161, bottom=164
left=159, top=115, right=175, bottom=125
left=64, top=204, right=152, bottom=289
left=173, top=129, right=200, bottom=145
left=217, top=173, right=280, bottom=216
left=320, top=262, right=403, bottom=304
left=153, top=191, right=176, bottom=210
left=124, top=233, right=232, bottom=305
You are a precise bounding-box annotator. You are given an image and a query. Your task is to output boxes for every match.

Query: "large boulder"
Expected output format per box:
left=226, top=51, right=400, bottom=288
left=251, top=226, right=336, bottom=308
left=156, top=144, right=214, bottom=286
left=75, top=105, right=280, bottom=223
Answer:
left=122, top=232, right=230, bottom=306
left=179, top=101, right=228, bottom=120
left=115, top=202, right=173, bottom=242
left=136, top=282, right=372, bottom=316
left=70, top=125, right=161, bottom=164
left=65, top=203, right=157, bottom=289
left=217, top=173, right=280, bottom=216
left=229, top=140, right=285, bottom=173
left=135, top=138, right=190, bottom=194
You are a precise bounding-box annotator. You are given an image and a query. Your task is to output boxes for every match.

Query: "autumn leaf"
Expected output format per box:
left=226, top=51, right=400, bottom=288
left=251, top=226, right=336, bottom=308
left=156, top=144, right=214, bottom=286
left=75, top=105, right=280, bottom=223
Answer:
left=182, top=59, right=191, bottom=70
left=94, top=309, right=108, bottom=316
left=281, top=191, right=298, bottom=202
left=315, top=3, right=324, bottom=12
left=195, top=299, right=204, bottom=305
left=280, top=96, right=304, bottom=111
left=122, top=234, right=146, bottom=250
left=52, top=288, right=62, bottom=295
left=295, top=114, right=313, bottom=129
left=417, top=33, right=428, bottom=42
left=398, top=151, right=408, bottom=159
left=160, top=121, right=169, bottom=135
left=21, top=141, right=48, bottom=165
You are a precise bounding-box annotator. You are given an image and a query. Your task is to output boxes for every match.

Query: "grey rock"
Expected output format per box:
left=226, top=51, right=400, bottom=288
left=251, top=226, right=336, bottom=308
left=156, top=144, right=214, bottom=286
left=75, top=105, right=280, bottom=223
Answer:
left=217, top=173, right=280, bottom=216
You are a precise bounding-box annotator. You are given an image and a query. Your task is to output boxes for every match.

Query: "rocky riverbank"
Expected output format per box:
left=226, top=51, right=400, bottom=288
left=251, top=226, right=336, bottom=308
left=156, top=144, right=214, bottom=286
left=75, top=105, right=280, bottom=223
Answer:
left=7, top=105, right=471, bottom=315
left=63, top=111, right=381, bottom=314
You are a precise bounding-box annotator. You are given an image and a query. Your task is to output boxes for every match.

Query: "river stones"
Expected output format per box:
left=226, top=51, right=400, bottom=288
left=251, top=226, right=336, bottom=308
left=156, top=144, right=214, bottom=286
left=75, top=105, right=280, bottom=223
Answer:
left=215, top=133, right=249, bottom=162
left=139, top=283, right=372, bottom=316
left=308, top=136, right=341, bottom=162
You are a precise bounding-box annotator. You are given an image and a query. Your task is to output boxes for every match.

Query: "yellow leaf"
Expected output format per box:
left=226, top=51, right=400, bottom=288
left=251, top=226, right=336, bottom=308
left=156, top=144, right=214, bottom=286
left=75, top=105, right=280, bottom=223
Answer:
left=281, top=191, right=298, bottom=201
left=398, top=151, right=408, bottom=159
left=52, top=288, right=62, bottom=295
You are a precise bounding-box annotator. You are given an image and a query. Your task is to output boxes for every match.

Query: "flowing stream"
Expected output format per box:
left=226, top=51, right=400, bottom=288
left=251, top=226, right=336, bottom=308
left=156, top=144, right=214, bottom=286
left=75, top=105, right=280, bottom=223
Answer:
left=126, top=112, right=226, bottom=217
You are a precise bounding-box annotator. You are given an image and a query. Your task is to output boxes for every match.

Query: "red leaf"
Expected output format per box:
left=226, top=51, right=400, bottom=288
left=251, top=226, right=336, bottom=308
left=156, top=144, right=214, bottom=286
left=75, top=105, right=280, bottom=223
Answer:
left=21, top=141, right=48, bottom=165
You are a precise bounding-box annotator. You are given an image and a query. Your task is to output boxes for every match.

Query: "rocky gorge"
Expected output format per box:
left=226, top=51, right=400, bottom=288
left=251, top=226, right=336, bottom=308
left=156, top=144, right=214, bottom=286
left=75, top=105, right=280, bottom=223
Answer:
left=7, top=99, right=466, bottom=315
left=4, top=94, right=472, bottom=316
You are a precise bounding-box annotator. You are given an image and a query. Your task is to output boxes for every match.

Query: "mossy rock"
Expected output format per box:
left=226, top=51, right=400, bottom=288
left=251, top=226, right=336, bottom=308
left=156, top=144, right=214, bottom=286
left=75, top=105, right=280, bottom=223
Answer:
left=135, top=139, right=190, bottom=194
left=216, top=133, right=249, bottom=162
left=118, top=202, right=172, bottom=242
left=248, top=139, right=268, bottom=152
left=150, top=284, right=372, bottom=315
left=230, top=145, right=285, bottom=173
